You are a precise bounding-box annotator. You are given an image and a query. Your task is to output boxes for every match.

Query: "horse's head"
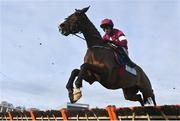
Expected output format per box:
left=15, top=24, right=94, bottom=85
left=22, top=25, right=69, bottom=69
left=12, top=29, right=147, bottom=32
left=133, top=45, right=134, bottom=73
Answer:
left=59, top=6, right=90, bottom=36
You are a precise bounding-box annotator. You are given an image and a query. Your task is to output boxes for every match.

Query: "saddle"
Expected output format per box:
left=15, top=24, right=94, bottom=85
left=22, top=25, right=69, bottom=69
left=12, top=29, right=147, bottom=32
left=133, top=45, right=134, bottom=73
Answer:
left=113, top=47, right=136, bottom=67
left=112, top=47, right=137, bottom=76
left=113, top=51, right=137, bottom=76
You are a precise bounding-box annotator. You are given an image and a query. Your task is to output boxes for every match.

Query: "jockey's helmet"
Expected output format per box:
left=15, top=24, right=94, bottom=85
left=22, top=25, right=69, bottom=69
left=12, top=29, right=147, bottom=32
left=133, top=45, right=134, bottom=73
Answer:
left=100, top=18, right=114, bottom=28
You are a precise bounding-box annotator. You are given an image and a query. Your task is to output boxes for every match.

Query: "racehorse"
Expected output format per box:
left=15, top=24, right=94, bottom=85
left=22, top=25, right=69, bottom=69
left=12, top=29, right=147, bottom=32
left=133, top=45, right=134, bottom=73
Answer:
left=58, top=6, right=156, bottom=106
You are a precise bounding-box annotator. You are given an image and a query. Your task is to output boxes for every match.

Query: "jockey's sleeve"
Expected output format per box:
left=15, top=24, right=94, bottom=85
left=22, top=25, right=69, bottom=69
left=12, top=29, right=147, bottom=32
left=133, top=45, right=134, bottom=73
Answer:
left=102, top=35, right=109, bottom=42
left=115, top=39, right=128, bottom=49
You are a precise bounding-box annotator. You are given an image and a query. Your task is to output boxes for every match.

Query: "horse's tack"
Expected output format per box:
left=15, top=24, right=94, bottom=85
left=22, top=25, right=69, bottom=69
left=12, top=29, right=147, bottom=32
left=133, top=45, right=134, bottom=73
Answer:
left=91, top=45, right=110, bottom=50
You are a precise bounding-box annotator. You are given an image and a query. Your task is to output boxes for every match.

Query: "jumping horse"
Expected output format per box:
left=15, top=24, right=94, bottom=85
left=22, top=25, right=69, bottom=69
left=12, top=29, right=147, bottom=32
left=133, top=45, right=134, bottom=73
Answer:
left=58, top=6, right=156, bottom=106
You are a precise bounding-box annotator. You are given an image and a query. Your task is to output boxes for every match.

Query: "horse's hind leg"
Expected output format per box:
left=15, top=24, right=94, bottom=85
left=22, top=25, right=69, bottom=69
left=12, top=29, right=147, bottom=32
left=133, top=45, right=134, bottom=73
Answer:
left=152, top=93, right=157, bottom=106
left=142, top=92, right=157, bottom=106
left=138, top=69, right=157, bottom=105
left=66, top=69, right=80, bottom=103
left=123, top=87, right=144, bottom=106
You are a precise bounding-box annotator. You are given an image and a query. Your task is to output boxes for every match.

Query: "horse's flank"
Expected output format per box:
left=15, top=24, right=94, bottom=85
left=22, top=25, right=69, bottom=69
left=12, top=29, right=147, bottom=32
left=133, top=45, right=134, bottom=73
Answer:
left=85, top=47, right=139, bottom=89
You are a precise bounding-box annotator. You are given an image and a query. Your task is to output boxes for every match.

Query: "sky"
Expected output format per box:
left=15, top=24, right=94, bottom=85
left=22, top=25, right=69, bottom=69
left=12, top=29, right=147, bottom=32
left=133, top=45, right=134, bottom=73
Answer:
left=0, top=0, right=180, bottom=110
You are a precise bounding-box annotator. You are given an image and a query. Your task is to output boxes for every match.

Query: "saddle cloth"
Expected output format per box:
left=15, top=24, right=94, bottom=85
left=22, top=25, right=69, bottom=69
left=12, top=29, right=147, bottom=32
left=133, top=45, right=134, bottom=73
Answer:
left=113, top=51, right=137, bottom=76
left=125, top=65, right=137, bottom=75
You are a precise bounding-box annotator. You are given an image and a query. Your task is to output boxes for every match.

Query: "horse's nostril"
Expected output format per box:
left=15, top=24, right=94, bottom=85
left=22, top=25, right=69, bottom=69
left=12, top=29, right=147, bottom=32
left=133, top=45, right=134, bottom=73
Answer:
left=59, top=26, right=61, bottom=29
left=58, top=26, right=62, bottom=32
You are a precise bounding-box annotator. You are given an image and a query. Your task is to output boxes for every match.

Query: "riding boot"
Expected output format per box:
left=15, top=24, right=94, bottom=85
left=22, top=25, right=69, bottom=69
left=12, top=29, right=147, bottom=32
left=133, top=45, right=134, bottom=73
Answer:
left=125, top=54, right=136, bottom=68
left=117, top=47, right=136, bottom=68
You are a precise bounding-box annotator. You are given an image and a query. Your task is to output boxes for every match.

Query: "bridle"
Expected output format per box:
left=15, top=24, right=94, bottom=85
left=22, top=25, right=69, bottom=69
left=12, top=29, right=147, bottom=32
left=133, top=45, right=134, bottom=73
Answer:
left=73, top=33, right=86, bottom=40
left=60, top=15, right=103, bottom=42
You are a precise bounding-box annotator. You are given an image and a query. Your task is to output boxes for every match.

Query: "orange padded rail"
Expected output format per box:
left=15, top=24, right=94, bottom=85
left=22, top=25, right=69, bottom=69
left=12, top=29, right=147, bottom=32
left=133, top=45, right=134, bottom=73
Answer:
left=30, top=111, right=36, bottom=121
left=8, top=112, right=13, bottom=121
left=60, top=108, right=68, bottom=121
left=106, top=105, right=118, bottom=121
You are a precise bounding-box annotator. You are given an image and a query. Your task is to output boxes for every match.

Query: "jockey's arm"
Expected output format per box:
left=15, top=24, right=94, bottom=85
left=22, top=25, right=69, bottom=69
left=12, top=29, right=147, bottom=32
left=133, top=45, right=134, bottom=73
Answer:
left=115, top=39, right=127, bottom=47
left=115, top=35, right=127, bottom=47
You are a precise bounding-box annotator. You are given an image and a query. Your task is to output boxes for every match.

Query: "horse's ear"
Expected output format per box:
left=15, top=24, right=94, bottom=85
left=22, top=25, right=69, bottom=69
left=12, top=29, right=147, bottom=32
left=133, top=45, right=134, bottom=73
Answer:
left=81, top=6, right=90, bottom=13
left=75, top=9, right=81, bottom=14
left=75, top=6, right=90, bottom=14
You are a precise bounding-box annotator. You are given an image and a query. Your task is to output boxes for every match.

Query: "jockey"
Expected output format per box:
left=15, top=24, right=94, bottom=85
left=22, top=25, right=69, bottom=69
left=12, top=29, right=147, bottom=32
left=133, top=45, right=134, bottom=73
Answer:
left=100, top=18, right=135, bottom=67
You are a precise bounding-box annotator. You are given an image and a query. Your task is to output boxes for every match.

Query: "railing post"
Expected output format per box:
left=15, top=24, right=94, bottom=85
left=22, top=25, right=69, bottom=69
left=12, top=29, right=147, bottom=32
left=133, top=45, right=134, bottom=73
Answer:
left=106, top=105, right=118, bottom=121
left=60, top=108, right=68, bottom=121
left=8, top=112, right=13, bottom=121
left=30, top=111, right=36, bottom=121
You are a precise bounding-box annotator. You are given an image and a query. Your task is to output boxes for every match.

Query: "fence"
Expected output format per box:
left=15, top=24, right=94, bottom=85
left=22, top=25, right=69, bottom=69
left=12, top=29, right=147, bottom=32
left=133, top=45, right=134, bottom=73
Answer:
left=0, top=105, right=179, bottom=121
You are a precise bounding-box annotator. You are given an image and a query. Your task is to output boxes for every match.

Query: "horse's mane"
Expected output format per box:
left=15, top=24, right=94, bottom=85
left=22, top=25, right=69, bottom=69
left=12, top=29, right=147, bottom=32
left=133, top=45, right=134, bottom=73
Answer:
left=64, top=10, right=106, bottom=47
left=82, top=14, right=102, bottom=38
left=79, top=13, right=106, bottom=47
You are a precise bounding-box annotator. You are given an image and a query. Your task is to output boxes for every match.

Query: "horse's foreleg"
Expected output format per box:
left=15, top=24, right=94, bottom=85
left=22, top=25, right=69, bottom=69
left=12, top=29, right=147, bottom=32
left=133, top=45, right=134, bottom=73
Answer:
left=75, top=63, right=107, bottom=88
left=66, top=69, right=80, bottom=89
left=72, top=63, right=106, bottom=103
left=66, top=69, right=80, bottom=103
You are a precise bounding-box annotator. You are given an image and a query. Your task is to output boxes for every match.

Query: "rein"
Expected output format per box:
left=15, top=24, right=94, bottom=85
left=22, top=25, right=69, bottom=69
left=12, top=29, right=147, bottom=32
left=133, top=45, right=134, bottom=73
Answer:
left=72, top=33, right=111, bottom=50
left=73, top=33, right=102, bottom=41
left=91, top=45, right=110, bottom=50
left=73, top=34, right=86, bottom=40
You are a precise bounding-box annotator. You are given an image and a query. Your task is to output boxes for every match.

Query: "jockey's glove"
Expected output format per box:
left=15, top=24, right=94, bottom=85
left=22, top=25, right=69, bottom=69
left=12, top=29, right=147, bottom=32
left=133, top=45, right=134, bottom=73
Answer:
left=108, top=41, right=114, bottom=44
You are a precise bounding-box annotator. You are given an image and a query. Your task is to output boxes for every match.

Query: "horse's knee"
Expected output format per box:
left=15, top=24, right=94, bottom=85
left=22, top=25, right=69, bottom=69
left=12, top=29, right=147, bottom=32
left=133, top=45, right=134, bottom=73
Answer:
left=71, top=69, right=80, bottom=75
left=74, top=64, right=89, bottom=88
left=66, top=83, right=73, bottom=90
left=80, top=63, right=89, bottom=70
left=124, top=93, right=144, bottom=106
left=123, top=91, right=142, bottom=102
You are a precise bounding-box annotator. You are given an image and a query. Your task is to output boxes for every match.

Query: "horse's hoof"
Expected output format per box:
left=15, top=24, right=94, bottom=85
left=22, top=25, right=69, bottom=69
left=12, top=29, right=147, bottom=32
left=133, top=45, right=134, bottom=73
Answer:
left=68, top=92, right=74, bottom=103
left=70, top=100, right=76, bottom=103
left=73, top=88, right=82, bottom=102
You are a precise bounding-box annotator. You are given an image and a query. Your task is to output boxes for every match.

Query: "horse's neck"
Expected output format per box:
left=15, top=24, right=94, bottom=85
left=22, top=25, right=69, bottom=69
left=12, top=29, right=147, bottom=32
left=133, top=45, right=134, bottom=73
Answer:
left=81, top=18, right=105, bottom=48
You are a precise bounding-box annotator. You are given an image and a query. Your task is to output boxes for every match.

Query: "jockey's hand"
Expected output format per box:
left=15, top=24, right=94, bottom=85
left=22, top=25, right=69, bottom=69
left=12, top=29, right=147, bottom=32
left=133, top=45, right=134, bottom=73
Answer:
left=103, top=41, right=113, bottom=45
left=103, top=41, right=108, bottom=44
left=107, top=41, right=114, bottom=44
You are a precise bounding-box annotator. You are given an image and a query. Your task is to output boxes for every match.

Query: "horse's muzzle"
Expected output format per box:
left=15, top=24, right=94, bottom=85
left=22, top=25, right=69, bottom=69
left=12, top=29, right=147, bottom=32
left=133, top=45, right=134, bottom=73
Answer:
left=61, top=30, right=69, bottom=36
left=58, top=26, right=68, bottom=36
left=58, top=26, right=62, bottom=33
